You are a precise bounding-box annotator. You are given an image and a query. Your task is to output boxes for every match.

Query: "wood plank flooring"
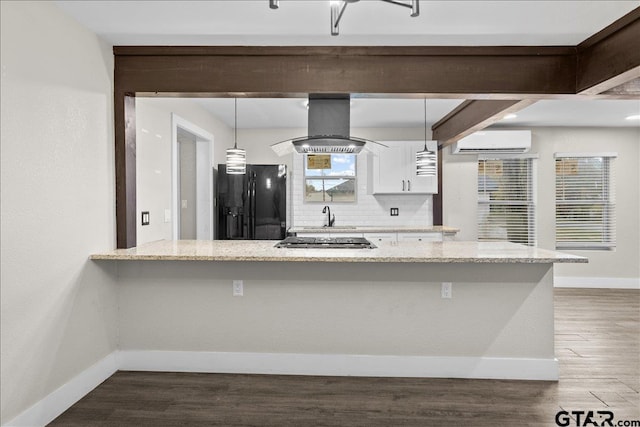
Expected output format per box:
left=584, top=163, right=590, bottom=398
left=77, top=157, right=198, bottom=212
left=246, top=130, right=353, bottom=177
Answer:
left=49, top=289, right=639, bottom=427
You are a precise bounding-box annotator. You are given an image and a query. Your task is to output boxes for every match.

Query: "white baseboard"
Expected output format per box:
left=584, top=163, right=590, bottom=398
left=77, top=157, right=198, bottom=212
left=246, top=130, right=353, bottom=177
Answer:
left=4, top=352, right=118, bottom=427
left=118, top=350, right=558, bottom=381
left=2, top=350, right=558, bottom=426
left=554, top=276, right=640, bottom=289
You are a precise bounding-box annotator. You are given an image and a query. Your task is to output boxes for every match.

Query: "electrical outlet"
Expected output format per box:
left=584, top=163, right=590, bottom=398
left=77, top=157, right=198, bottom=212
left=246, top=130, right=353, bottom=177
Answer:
left=441, top=282, right=452, bottom=299
left=233, top=280, right=243, bottom=297
left=141, top=211, right=150, bottom=226
left=390, top=208, right=399, bottom=216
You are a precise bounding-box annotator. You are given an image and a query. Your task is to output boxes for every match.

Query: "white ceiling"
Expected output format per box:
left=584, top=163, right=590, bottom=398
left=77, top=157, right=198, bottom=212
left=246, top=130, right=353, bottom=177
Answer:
left=55, top=1, right=640, bottom=129
left=56, top=1, right=638, bottom=46
left=194, top=98, right=468, bottom=129
left=192, top=97, right=640, bottom=129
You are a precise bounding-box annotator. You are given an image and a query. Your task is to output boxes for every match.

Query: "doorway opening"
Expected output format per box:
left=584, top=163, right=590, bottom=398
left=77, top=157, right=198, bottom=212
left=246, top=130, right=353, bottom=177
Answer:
left=171, top=114, right=214, bottom=240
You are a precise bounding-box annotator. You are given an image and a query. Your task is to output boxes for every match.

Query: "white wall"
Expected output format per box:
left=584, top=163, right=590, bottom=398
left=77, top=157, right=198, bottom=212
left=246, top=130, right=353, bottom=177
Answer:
left=136, top=98, right=233, bottom=244
left=0, top=2, right=118, bottom=423
left=443, top=127, right=640, bottom=284
left=117, top=261, right=555, bottom=361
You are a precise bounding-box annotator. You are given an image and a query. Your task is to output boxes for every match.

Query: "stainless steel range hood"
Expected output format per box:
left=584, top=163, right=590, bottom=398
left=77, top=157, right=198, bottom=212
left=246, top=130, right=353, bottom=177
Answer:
left=271, top=95, right=383, bottom=155
left=292, top=95, right=364, bottom=154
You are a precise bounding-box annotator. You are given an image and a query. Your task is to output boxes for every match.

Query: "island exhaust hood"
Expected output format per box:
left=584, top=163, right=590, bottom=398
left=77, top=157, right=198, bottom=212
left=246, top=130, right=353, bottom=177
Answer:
left=271, top=94, right=384, bottom=155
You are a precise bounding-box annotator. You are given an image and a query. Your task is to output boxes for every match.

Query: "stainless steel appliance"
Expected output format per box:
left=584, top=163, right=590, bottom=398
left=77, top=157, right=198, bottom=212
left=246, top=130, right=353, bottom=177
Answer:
left=275, top=236, right=376, bottom=249
left=216, top=164, right=287, bottom=240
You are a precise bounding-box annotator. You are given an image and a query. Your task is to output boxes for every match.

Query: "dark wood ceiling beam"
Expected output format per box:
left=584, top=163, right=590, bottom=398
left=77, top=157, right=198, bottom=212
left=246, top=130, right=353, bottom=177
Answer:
left=431, top=99, right=536, bottom=147
left=577, top=7, right=640, bottom=95
left=114, top=46, right=576, bottom=96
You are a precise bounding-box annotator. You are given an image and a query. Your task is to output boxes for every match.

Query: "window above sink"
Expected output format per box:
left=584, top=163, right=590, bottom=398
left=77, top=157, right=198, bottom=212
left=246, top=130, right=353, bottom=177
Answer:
left=304, top=154, right=357, bottom=203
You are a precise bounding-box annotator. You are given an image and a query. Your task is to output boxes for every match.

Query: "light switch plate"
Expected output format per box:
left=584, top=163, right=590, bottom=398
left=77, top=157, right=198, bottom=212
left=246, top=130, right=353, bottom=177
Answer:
left=390, top=208, right=399, bottom=216
left=141, top=211, right=150, bottom=226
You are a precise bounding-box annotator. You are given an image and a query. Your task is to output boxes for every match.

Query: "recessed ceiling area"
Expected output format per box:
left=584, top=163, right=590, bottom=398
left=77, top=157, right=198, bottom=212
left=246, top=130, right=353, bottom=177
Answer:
left=193, top=98, right=466, bottom=129
left=192, top=97, right=639, bottom=129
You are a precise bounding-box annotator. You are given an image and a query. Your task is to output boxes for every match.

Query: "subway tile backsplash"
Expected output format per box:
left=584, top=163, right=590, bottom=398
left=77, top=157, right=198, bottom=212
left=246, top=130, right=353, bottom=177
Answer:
left=291, top=153, right=433, bottom=228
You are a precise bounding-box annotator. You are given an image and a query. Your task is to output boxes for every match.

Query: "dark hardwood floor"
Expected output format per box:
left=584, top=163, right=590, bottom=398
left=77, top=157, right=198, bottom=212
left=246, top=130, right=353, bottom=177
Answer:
left=49, top=289, right=639, bottom=427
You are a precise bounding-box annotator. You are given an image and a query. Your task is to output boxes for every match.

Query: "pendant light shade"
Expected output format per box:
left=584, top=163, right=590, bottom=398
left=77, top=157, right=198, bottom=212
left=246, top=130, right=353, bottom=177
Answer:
left=416, top=98, right=437, bottom=177
left=226, top=147, right=246, bottom=174
left=226, top=98, right=246, bottom=175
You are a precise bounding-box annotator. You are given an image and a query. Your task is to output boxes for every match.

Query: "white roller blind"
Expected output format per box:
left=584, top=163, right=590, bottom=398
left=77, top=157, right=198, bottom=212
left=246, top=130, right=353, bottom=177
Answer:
left=477, top=158, right=536, bottom=246
left=555, top=154, right=616, bottom=250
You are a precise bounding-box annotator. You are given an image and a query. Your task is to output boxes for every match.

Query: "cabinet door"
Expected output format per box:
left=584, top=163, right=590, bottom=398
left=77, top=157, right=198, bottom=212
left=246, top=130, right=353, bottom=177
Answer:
left=369, top=142, right=408, bottom=194
left=369, top=141, right=438, bottom=194
left=296, top=232, right=333, bottom=238
left=363, top=233, right=397, bottom=243
left=406, top=140, right=438, bottom=194
left=397, top=232, right=442, bottom=242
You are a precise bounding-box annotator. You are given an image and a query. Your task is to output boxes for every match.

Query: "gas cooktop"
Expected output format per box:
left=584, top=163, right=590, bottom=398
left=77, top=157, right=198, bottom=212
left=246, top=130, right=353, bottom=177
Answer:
left=275, top=236, right=376, bottom=249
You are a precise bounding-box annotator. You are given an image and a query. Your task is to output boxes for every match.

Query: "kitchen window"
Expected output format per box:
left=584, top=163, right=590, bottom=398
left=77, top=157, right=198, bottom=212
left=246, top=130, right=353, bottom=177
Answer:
left=555, top=153, right=616, bottom=250
left=477, top=157, right=536, bottom=246
left=304, top=154, right=356, bottom=202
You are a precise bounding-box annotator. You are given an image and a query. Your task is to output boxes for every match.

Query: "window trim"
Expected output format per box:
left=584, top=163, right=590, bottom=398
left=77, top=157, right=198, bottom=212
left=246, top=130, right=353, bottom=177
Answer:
left=477, top=156, right=537, bottom=246
left=554, top=153, right=616, bottom=251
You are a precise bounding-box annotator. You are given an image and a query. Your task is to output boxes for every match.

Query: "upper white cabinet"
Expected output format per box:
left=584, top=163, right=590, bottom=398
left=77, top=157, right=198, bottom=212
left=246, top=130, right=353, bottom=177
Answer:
left=368, top=140, right=438, bottom=194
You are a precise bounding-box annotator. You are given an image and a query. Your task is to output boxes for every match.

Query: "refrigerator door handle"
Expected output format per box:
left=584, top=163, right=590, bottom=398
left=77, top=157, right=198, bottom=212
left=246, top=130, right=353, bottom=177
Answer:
left=250, top=176, right=257, bottom=239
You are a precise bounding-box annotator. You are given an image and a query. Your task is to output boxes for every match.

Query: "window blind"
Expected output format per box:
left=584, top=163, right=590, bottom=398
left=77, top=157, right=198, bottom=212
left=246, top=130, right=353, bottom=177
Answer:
left=477, top=158, right=536, bottom=246
left=555, top=154, right=616, bottom=250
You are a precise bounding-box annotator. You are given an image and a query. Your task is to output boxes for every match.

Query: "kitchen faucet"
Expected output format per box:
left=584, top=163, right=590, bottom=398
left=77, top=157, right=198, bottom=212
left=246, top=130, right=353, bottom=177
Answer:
left=322, top=205, right=335, bottom=227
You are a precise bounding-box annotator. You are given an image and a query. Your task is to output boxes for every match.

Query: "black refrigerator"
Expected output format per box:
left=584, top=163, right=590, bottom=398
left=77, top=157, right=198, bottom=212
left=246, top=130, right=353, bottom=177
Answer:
left=216, top=164, right=287, bottom=240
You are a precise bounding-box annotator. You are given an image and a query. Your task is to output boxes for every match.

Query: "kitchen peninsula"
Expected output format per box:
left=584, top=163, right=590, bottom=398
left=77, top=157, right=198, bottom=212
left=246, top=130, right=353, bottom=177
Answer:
left=92, top=240, right=585, bottom=381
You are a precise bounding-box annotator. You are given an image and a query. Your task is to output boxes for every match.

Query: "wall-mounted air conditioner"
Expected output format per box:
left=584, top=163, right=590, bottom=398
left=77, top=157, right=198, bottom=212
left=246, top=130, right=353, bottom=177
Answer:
left=451, top=130, right=531, bottom=154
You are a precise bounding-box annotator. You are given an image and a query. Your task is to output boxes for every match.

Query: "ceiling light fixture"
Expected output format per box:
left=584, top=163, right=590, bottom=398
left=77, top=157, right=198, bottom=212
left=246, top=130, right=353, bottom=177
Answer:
left=416, top=98, right=437, bottom=177
left=503, top=113, right=518, bottom=120
left=226, top=98, right=246, bottom=175
left=625, top=114, right=640, bottom=121
left=270, top=0, right=419, bottom=36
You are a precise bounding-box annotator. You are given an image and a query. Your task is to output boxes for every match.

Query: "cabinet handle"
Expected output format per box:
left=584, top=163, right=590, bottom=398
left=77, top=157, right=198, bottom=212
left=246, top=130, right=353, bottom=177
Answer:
left=408, top=180, right=411, bottom=191
left=402, top=180, right=405, bottom=191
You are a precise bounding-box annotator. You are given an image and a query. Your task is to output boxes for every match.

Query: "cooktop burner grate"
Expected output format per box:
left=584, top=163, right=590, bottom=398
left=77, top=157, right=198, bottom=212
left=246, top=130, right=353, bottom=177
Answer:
left=275, top=236, right=376, bottom=249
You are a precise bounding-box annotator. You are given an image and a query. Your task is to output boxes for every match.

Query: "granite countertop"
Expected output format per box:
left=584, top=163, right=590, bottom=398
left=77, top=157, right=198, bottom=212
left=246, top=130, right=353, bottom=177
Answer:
left=91, top=240, right=586, bottom=264
left=289, top=225, right=460, bottom=234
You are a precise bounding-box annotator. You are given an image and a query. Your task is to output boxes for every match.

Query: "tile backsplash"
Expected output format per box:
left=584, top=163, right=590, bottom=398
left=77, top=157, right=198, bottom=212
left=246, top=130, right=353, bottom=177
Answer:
left=291, top=153, right=433, bottom=228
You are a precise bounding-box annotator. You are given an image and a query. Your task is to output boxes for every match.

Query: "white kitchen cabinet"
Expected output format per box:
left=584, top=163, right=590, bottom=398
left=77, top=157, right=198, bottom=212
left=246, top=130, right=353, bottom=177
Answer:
left=296, top=232, right=332, bottom=238
left=363, top=233, right=397, bottom=243
left=368, top=140, right=438, bottom=194
left=296, top=232, right=364, bottom=238
left=397, top=232, right=442, bottom=242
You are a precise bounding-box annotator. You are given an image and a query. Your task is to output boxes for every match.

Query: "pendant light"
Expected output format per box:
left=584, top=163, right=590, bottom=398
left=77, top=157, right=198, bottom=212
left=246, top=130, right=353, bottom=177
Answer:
left=226, top=98, right=246, bottom=175
left=416, top=98, right=437, bottom=176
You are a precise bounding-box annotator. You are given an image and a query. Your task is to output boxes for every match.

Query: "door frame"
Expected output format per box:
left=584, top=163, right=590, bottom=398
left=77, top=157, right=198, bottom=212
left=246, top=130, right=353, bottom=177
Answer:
left=171, top=114, right=214, bottom=240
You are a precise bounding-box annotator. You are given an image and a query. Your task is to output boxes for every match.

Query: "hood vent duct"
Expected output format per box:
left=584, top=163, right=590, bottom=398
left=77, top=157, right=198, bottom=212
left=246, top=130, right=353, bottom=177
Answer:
left=292, top=94, right=366, bottom=154
left=271, top=94, right=387, bottom=156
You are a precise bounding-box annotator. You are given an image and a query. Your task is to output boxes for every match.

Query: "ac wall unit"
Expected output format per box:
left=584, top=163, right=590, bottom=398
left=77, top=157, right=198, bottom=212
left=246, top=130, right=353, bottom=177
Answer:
left=451, top=130, right=531, bottom=154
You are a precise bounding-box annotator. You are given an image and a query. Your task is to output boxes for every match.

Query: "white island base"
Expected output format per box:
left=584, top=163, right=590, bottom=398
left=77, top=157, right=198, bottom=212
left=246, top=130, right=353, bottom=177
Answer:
left=93, top=240, right=586, bottom=381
